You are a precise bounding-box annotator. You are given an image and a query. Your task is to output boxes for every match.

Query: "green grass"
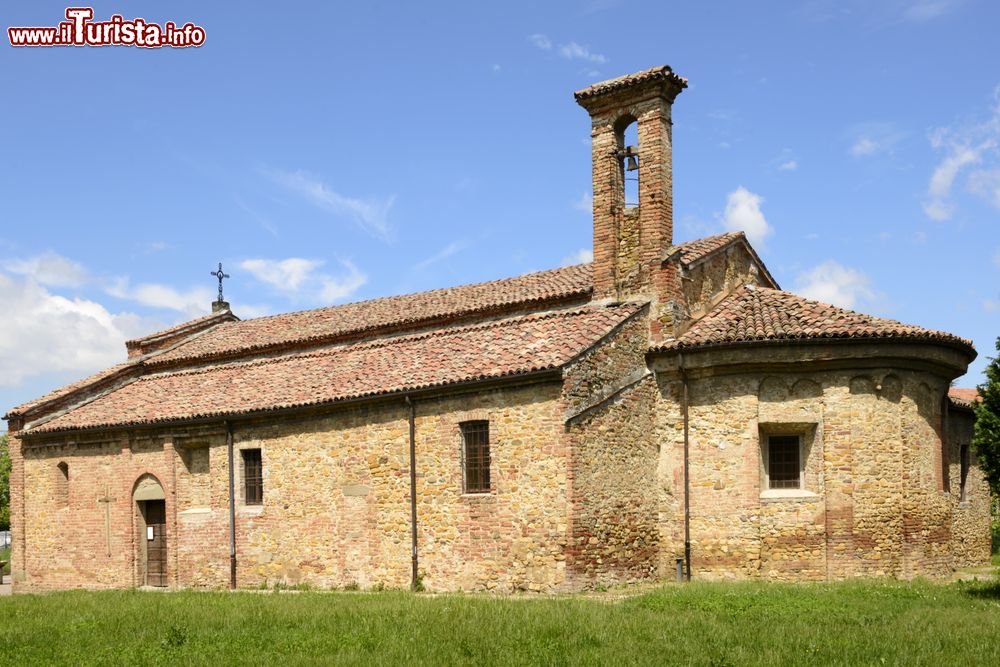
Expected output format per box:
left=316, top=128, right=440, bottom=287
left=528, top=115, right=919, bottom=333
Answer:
left=1, top=580, right=999, bottom=666
left=0, top=546, right=9, bottom=575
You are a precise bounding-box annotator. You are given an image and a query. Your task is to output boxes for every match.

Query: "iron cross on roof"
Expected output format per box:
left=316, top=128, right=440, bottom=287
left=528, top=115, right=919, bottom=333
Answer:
left=211, top=262, right=230, bottom=302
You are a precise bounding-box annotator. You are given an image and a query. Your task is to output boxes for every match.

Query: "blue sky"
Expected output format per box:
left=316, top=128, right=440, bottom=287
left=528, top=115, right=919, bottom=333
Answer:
left=1, top=0, right=999, bottom=416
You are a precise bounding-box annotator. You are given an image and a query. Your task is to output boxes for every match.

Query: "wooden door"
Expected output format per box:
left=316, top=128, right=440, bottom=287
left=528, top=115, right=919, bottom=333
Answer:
left=142, top=499, right=167, bottom=587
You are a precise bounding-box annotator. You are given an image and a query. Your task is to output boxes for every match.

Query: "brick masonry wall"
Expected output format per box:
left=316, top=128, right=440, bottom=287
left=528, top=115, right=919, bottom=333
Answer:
left=15, top=432, right=188, bottom=591
left=585, top=93, right=675, bottom=303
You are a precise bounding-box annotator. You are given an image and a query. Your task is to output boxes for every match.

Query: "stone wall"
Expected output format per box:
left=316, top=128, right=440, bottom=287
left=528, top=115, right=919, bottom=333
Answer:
left=947, top=408, right=993, bottom=567
left=11, top=380, right=573, bottom=593
left=11, top=341, right=990, bottom=592
left=681, top=244, right=769, bottom=322
left=654, top=362, right=993, bottom=581
left=564, top=311, right=659, bottom=587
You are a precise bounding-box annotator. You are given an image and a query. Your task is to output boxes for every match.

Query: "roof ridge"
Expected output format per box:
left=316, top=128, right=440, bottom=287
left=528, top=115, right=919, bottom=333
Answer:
left=232, top=263, right=592, bottom=325
left=139, top=263, right=594, bottom=369
left=125, top=310, right=237, bottom=347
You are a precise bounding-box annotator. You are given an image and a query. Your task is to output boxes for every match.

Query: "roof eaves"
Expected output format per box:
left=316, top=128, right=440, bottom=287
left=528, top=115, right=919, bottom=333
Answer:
left=650, top=332, right=977, bottom=355
left=22, top=367, right=566, bottom=437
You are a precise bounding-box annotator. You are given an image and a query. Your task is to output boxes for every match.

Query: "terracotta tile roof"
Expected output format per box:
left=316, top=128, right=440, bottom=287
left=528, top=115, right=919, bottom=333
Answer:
left=5, top=362, right=138, bottom=418
left=667, top=232, right=779, bottom=289
left=670, top=232, right=744, bottom=264
left=574, top=65, right=688, bottom=102
left=145, top=264, right=593, bottom=368
left=948, top=387, right=980, bottom=409
left=125, top=310, right=238, bottom=357
left=6, top=311, right=239, bottom=419
left=656, top=285, right=974, bottom=352
left=126, top=312, right=227, bottom=347
left=26, top=304, right=642, bottom=434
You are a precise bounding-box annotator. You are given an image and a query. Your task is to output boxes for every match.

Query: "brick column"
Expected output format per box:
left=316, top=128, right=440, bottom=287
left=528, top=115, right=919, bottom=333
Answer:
left=7, top=422, right=25, bottom=589
left=164, top=439, right=180, bottom=587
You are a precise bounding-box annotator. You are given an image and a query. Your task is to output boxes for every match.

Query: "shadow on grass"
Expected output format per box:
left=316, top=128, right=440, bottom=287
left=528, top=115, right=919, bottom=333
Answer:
left=961, top=581, right=1000, bottom=600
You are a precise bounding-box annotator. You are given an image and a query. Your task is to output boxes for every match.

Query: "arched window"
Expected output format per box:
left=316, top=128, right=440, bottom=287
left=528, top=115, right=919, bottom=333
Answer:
left=56, top=461, right=69, bottom=508
left=614, top=116, right=640, bottom=209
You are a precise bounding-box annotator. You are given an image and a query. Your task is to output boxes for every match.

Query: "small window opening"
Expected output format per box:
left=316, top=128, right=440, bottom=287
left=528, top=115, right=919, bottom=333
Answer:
left=622, top=121, right=639, bottom=208
left=242, top=449, right=263, bottom=505
left=766, top=435, right=801, bottom=490
left=56, top=461, right=69, bottom=507
left=959, top=444, right=970, bottom=501
left=461, top=421, right=491, bottom=494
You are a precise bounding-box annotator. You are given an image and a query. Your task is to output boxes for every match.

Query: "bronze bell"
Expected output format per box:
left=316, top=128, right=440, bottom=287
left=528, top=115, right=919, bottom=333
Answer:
left=626, top=155, right=639, bottom=171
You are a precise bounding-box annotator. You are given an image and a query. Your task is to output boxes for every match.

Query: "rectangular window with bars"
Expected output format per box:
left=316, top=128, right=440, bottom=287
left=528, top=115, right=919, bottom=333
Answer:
left=766, top=435, right=801, bottom=490
left=242, top=448, right=263, bottom=505
left=461, top=420, right=491, bottom=494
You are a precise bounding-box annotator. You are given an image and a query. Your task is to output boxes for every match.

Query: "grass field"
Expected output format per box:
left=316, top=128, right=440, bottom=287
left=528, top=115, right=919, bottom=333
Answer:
left=1, top=578, right=999, bottom=666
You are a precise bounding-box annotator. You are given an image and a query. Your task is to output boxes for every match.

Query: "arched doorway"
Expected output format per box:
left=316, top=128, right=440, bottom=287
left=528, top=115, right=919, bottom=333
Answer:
left=133, top=475, right=167, bottom=587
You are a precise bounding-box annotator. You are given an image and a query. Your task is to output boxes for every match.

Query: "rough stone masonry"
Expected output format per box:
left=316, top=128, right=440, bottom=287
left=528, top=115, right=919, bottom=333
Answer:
left=4, top=65, right=991, bottom=592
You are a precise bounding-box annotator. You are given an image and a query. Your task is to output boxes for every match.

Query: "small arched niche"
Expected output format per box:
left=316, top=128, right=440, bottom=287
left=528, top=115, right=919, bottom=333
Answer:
left=133, top=474, right=165, bottom=502
left=55, top=461, right=69, bottom=508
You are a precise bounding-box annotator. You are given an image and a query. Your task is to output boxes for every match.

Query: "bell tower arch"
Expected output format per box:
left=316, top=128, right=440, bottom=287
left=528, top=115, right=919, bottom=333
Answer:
left=575, top=66, right=687, bottom=302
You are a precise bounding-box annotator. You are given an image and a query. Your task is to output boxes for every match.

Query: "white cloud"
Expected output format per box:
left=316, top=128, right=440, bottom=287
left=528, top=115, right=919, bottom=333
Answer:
left=4, top=251, right=232, bottom=319
left=3, top=251, right=90, bottom=288
left=318, top=260, right=367, bottom=303
left=903, top=0, right=963, bottom=21
left=968, top=168, right=1000, bottom=210
left=573, top=192, right=593, bottom=212
left=240, top=258, right=323, bottom=291
left=720, top=187, right=774, bottom=247
left=0, top=272, right=157, bottom=387
left=984, top=298, right=999, bottom=313
left=561, top=249, right=593, bottom=266
left=778, top=160, right=798, bottom=171
left=558, top=42, right=607, bottom=64
left=414, top=241, right=466, bottom=271
left=847, top=122, right=906, bottom=159
left=107, top=279, right=215, bottom=316
left=923, top=86, right=1000, bottom=220
left=263, top=168, right=395, bottom=241
left=924, top=143, right=982, bottom=219
left=529, top=34, right=606, bottom=64
left=795, top=260, right=878, bottom=309
left=850, top=137, right=879, bottom=157
left=240, top=257, right=367, bottom=305
left=528, top=34, right=552, bottom=50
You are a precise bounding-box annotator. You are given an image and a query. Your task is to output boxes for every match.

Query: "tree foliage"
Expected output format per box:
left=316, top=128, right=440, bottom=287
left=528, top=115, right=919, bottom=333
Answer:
left=973, top=336, right=1000, bottom=497
left=0, top=433, right=10, bottom=531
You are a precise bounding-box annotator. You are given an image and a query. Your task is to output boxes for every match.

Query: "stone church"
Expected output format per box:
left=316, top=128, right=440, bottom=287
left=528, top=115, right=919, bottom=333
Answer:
left=4, top=66, right=992, bottom=592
